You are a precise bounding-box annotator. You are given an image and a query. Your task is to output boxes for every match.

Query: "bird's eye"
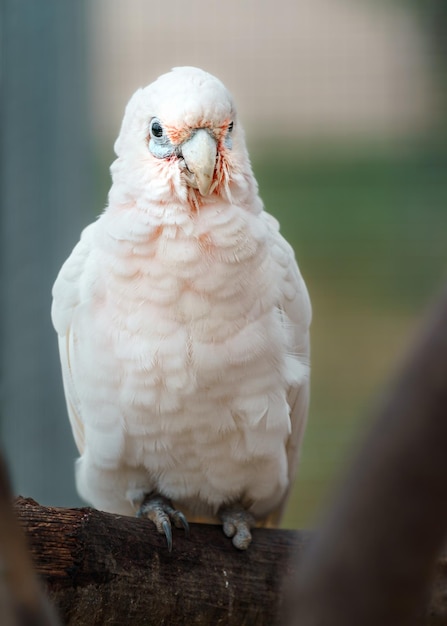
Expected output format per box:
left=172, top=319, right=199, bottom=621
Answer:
left=150, top=118, right=164, bottom=139
left=228, top=121, right=234, bottom=133
left=148, top=117, right=175, bottom=158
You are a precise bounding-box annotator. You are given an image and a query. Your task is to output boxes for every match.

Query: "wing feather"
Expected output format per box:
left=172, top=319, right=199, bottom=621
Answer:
left=261, top=214, right=312, bottom=526
left=51, top=226, right=94, bottom=456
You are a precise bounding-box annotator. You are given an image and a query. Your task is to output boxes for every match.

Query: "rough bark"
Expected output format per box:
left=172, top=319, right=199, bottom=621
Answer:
left=13, top=497, right=447, bottom=626
left=14, top=497, right=304, bottom=625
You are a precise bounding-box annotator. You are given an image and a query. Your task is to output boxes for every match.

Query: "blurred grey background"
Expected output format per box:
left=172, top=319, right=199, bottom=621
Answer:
left=1, top=0, right=446, bottom=528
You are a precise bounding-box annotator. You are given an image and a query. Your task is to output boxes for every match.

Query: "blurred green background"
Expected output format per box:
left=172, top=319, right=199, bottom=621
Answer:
left=2, top=1, right=447, bottom=528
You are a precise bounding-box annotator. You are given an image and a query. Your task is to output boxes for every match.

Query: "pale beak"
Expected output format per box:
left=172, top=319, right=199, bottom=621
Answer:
left=181, top=128, right=217, bottom=196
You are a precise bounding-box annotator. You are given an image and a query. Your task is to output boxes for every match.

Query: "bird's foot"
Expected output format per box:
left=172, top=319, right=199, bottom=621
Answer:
left=136, top=493, right=189, bottom=552
left=219, top=504, right=255, bottom=550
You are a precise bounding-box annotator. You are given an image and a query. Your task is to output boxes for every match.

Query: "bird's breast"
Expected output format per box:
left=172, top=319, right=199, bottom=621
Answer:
left=73, top=205, right=300, bottom=491
left=98, top=203, right=275, bottom=338
left=82, top=204, right=291, bottom=438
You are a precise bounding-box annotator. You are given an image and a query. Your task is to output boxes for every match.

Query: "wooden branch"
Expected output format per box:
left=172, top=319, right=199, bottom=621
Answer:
left=14, top=497, right=303, bottom=625
left=13, top=497, right=447, bottom=626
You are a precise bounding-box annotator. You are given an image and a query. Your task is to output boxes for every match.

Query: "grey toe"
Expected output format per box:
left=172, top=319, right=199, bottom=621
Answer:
left=219, top=504, right=255, bottom=550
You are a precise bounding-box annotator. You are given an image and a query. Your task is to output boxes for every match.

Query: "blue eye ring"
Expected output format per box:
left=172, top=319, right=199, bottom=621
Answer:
left=224, top=121, right=234, bottom=149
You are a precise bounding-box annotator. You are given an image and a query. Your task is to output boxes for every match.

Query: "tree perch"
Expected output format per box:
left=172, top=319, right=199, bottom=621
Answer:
left=13, top=497, right=447, bottom=625
left=14, top=497, right=304, bottom=625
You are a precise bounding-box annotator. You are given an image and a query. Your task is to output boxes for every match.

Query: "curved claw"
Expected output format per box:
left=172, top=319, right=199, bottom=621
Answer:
left=136, top=493, right=189, bottom=551
left=175, top=511, right=190, bottom=537
left=162, top=518, right=173, bottom=552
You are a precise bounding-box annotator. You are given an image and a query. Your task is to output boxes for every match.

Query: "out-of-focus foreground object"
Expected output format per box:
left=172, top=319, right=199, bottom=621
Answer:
left=284, top=284, right=447, bottom=626
left=0, top=454, right=59, bottom=626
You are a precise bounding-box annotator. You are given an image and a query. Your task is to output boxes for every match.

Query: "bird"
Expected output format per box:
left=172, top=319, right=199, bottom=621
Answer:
left=51, top=66, right=311, bottom=551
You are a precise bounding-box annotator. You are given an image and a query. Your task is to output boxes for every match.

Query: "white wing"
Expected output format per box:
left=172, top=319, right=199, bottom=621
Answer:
left=262, top=213, right=312, bottom=525
left=51, top=225, right=95, bottom=455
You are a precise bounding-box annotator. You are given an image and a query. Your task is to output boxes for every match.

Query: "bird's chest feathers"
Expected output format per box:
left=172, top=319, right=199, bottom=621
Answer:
left=88, top=206, right=284, bottom=416
left=98, top=205, right=274, bottom=334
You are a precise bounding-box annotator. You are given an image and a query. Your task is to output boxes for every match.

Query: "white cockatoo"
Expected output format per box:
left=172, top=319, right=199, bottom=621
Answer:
left=52, top=67, right=311, bottom=550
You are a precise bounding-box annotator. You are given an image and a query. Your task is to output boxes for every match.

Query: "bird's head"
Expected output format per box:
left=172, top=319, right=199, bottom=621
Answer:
left=109, top=67, right=257, bottom=210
